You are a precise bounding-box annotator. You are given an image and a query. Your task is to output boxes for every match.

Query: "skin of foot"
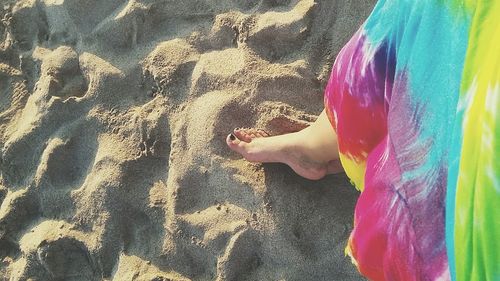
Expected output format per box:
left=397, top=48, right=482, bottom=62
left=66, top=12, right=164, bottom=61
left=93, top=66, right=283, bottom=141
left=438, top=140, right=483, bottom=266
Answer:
left=226, top=109, right=343, bottom=180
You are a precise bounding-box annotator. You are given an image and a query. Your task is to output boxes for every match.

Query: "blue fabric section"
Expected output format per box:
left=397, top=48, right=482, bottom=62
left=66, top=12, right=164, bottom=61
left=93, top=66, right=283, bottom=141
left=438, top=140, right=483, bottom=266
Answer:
left=362, top=1, right=472, bottom=280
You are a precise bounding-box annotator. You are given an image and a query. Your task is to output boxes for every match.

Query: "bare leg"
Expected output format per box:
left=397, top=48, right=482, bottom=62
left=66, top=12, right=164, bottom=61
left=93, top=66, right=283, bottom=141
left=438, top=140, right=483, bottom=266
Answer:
left=226, top=109, right=342, bottom=180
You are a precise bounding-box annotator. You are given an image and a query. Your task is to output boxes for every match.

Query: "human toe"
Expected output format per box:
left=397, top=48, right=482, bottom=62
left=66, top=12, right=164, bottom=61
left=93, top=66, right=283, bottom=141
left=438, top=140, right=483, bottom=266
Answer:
left=226, top=133, right=249, bottom=154
left=233, top=128, right=253, bottom=142
left=255, top=129, right=269, bottom=137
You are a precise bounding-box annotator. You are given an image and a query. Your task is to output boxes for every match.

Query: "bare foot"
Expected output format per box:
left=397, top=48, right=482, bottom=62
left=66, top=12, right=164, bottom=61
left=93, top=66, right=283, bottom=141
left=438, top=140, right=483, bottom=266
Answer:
left=226, top=127, right=342, bottom=180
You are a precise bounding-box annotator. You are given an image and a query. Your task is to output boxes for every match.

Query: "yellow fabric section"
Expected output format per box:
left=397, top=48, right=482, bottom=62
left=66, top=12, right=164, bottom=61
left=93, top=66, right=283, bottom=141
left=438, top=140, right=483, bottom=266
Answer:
left=454, top=1, right=500, bottom=280
left=339, top=154, right=366, bottom=191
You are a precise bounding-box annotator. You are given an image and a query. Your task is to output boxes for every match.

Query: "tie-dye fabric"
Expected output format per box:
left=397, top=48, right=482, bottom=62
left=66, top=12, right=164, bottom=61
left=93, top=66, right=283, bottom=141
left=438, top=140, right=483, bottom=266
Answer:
left=323, top=1, right=499, bottom=280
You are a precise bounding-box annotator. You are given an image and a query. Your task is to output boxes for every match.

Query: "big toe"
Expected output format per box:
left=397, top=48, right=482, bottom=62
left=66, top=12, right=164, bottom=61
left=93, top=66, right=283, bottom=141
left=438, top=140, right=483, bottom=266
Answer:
left=226, top=133, right=250, bottom=155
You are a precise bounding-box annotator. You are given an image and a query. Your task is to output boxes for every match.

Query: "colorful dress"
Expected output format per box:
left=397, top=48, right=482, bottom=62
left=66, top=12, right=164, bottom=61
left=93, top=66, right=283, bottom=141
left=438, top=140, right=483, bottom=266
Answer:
left=323, top=1, right=500, bottom=280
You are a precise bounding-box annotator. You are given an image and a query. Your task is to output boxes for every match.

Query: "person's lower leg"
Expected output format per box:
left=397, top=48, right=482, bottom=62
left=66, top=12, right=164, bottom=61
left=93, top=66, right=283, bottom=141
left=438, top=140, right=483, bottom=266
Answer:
left=291, top=109, right=339, bottom=163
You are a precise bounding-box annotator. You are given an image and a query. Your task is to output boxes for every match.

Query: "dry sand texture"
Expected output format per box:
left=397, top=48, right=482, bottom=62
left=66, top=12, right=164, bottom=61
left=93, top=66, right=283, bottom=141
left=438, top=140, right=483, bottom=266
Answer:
left=0, top=0, right=375, bottom=280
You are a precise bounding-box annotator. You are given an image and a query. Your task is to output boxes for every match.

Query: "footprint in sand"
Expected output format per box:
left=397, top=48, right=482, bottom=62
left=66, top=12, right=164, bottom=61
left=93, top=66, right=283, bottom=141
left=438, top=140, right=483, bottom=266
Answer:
left=216, top=228, right=262, bottom=281
left=40, top=46, right=87, bottom=99
left=36, top=237, right=97, bottom=280
left=190, top=48, right=245, bottom=95
left=245, top=0, right=316, bottom=60
left=143, top=39, right=199, bottom=99
left=37, top=125, right=97, bottom=190
left=1, top=46, right=89, bottom=187
left=0, top=189, right=38, bottom=260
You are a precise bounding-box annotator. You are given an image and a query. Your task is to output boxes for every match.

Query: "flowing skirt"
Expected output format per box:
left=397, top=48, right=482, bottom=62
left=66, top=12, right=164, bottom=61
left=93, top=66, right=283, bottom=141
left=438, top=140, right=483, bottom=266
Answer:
left=323, top=1, right=500, bottom=280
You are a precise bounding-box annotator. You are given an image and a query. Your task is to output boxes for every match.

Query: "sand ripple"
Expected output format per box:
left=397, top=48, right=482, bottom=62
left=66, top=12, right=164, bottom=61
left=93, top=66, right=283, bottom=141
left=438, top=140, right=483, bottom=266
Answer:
left=0, top=0, right=375, bottom=280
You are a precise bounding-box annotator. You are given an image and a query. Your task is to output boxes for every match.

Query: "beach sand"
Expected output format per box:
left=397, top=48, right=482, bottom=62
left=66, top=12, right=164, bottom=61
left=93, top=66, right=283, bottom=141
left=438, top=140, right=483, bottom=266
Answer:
left=0, top=0, right=375, bottom=280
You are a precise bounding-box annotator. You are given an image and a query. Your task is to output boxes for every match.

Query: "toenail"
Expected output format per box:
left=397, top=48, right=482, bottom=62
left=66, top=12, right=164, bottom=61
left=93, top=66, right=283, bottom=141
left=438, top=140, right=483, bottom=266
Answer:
left=235, top=127, right=240, bottom=131
left=229, top=134, right=236, bottom=141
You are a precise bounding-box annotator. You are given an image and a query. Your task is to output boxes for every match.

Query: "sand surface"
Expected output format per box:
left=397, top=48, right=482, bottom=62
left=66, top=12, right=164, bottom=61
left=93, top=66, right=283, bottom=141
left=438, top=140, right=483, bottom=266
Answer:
left=0, top=0, right=375, bottom=280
